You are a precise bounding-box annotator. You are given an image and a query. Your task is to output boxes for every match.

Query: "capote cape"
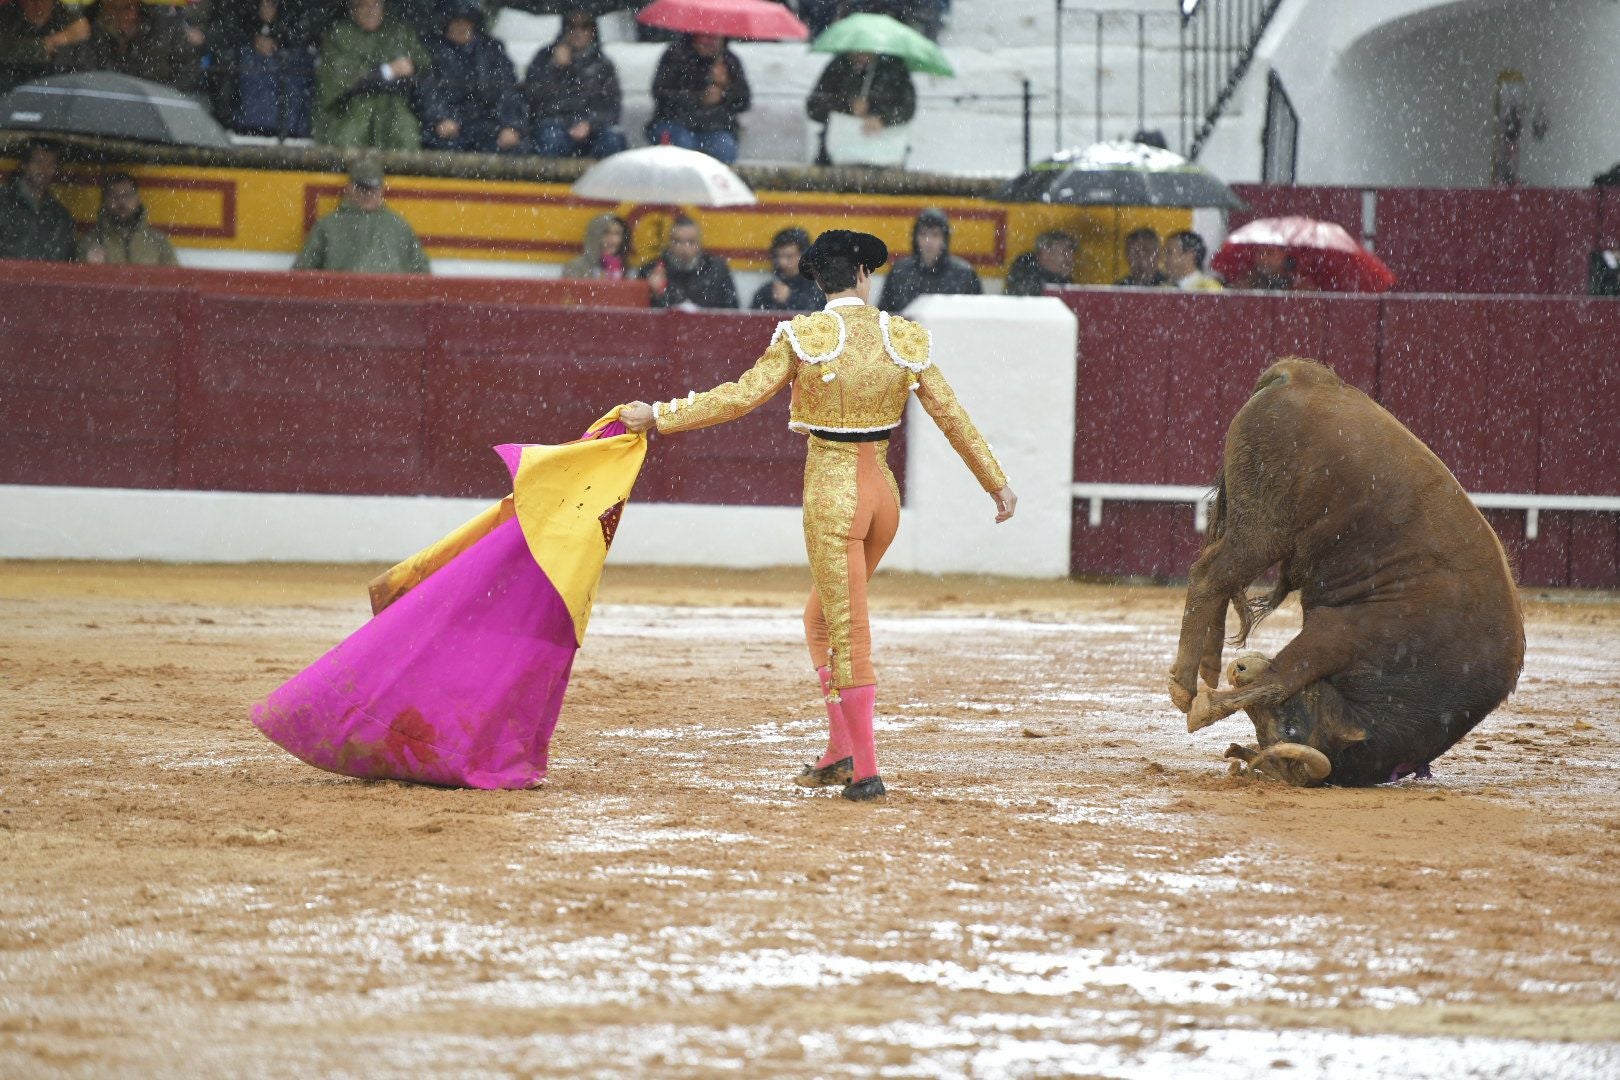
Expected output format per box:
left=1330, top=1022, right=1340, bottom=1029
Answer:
left=250, top=411, right=646, bottom=789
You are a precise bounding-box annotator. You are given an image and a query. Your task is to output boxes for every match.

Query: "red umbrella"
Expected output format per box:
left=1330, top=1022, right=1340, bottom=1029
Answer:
left=636, top=0, right=809, bottom=40
left=1212, top=216, right=1397, bottom=293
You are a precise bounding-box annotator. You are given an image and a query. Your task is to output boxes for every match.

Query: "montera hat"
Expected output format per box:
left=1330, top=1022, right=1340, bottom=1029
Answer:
left=802, top=229, right=889, bottom=276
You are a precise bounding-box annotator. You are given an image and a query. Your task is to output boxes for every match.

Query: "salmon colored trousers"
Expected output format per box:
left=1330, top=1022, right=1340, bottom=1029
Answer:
left=801, top=438, right=901, bottom=689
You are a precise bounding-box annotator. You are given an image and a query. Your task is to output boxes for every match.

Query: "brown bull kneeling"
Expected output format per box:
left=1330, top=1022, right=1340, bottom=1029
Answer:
left=1167, top=358, right=1525, bottom=787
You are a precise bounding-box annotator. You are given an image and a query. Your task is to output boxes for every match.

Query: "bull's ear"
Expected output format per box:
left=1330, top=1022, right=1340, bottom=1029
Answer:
left=1332, top=723, right=1369, bottom=746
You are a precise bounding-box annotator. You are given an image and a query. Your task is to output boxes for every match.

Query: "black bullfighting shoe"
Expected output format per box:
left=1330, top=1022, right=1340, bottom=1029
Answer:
left=794, top=756, right=854, bottom=788
left=840, top=775, right=887, bottom=802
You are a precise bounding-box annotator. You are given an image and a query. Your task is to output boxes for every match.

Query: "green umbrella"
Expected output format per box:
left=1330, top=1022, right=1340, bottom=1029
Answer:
left=811, top=13, right=954, bottom=77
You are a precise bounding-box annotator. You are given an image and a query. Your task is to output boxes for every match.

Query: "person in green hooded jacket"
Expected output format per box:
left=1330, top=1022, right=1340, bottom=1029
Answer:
left=293, top=160, right=430, bottom=273
left=79, top=173, right=180, bottom=266
left=313, top=0, right=429, bottom=149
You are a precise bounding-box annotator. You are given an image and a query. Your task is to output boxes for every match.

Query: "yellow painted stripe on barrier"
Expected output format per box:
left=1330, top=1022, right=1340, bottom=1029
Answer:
left=32, top=160, right=1191, bottom=283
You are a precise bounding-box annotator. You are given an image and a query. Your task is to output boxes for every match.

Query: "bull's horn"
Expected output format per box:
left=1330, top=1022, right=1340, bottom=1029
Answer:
left=1252, top=742, right=1332, bottom=787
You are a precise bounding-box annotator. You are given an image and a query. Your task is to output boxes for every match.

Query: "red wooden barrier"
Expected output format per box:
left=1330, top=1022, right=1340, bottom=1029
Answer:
left=1227, top=185, right=1605, bottom=296
left=1230, top=184, right=1365, bottom=236
left=1057, top=288, right=1619, bottom=588
left=1375, top=188, right=1596, bottom=296
left=0, top=281, right=184, bottom=489
left=0, top=273, right=900, bottom=510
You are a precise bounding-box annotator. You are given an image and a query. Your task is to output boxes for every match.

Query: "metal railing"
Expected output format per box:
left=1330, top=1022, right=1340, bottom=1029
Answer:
left=1072, top=483, right=1620, bottom=542
left=1180, top=0, right=1286, bottom=160
left=1053, top=6, right=1182, bottom=153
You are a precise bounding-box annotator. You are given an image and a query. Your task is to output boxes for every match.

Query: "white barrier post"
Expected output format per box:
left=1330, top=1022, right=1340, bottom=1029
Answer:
left=887, top=295, right=1078, bottom=579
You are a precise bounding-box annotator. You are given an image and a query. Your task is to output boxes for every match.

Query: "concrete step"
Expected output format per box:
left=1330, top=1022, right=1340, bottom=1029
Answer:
left=486, top=6, right=1214, bottom=174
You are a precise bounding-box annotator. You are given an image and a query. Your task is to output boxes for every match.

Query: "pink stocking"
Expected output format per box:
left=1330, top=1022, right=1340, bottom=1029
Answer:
left=816, top=666, right=853, bottom=769
left=840, top=683, right=878, bottom=782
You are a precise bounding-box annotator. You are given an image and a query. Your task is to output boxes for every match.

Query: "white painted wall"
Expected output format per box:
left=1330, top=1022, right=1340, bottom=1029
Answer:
left=0, top=299, right=1078, bottom=576
left=886, top=295, right=1078, bottom=578
left=1200, top=0, right=1620, bottom=188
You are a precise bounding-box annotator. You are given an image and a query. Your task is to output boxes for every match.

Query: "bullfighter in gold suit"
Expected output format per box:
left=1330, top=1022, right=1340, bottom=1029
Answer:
left=621, top=230, right=1016, bottom=801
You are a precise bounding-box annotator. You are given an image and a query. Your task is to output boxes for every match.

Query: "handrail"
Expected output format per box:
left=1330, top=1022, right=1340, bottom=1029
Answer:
left=1072, top=482, right=1620, bottom=541
left=1181, top=0, right=1286, bottom=160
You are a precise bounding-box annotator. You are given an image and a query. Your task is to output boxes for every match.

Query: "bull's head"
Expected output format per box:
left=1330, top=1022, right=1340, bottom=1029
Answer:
left=1220, top=652, right=1369, bottom=786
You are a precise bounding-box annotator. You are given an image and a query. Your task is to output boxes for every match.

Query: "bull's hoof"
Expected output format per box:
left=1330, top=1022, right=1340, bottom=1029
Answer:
left=1187, top=684, right=1221, bottom=732
left=1248, top=742, right=1332, bottom=787
left=1168, top=675, right=1195, bottom=715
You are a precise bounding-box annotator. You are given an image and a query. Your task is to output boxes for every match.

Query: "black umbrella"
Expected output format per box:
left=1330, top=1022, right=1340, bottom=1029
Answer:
left=997, top=139, right=1245, bottom=209
left=0, top=73, right=231, bottom=149
left=497, top=0, right=637, bottom=14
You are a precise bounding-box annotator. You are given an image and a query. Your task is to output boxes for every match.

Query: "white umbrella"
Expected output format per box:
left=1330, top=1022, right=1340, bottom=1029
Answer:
left=571, top=145, right=756, bottom=207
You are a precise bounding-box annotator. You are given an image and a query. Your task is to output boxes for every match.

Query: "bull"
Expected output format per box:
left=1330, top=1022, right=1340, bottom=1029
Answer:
left=1167, top=358, right=1525, bottom=786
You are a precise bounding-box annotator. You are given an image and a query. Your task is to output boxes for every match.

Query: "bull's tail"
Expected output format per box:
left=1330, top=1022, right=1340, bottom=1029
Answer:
left=1208, top=469, right=1289, bottom=648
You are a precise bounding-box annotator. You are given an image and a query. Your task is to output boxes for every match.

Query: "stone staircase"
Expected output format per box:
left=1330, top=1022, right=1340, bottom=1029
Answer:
left=487, top=0, right=1204, bottom=175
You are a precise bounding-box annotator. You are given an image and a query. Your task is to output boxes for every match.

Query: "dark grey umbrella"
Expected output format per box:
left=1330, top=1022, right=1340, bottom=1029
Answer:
left=0, top=73, right=231, bottom=149
left=997, top=139, right=1245, bottom=210
left=497, top=0, right=637, bottom=14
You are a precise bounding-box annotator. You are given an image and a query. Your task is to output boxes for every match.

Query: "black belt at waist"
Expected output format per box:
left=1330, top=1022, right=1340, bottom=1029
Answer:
left=809, top=427, right=895, bottom=443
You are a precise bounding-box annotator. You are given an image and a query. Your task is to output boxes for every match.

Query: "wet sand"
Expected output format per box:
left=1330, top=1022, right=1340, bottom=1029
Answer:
left=2, top=561, right=1618, bottom=1078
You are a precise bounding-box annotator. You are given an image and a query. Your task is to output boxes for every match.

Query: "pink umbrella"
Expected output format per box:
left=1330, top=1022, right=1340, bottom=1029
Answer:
left=636, top=0, right=809, bottom=41
left=1212, top=215, right=1397, bottom=293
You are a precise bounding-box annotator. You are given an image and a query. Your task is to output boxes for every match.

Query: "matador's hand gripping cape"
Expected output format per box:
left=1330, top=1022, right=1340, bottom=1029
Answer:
left=250, top=411, right=647, bottom=789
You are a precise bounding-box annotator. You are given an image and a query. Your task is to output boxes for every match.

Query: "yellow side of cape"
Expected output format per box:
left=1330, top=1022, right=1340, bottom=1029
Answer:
left=366, top=409, right=647, bottom=645
left=512, top=410, right=648, bottom=645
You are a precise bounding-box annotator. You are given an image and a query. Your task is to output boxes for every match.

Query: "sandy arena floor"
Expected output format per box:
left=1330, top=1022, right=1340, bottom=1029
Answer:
left=1, top=561, right=1618, bottom=1079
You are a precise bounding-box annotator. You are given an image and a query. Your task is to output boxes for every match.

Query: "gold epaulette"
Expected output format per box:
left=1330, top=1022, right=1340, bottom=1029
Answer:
left=879, top=312, right=932, bottom=372
left=774, top=310, right=844, bottom=363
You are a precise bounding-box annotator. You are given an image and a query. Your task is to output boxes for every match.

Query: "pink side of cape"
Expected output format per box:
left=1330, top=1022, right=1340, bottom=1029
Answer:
left=248, top=427, right=626, bottom=790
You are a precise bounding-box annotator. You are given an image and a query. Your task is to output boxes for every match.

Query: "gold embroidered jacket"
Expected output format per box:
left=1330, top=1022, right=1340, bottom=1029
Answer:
left=653, top=300, right=1007, bottom=492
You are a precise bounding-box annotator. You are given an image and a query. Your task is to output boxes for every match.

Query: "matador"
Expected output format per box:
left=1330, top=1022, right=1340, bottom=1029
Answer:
left=621, top=230, right=1016, bottom=801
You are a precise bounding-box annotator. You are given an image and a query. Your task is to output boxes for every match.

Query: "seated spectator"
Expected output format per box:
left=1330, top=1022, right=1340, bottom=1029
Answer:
left=218, top=0, right=318, bottom=138
left=798, top=0, right=842, bottom=37
left=497, top=9, right=624, bottom=158
left=0, top=0, right=90, bottom=95
left=751, top=226, right=825, bottom=311
left=843, top=0, right=947, bottom=40
left=1005, top=230, right=1077, bottom=296
left=1164, top=229, right=1222, bottom=291
left=78, top=172, right=178, bottom=266
left=293, top=160, right=429, bottom=273
left=636, top=214, right=737, bottom=308
left=0, top=140, right=75, bottom=262
left=879, top=206, right=980, bottom=312
left=313, top=0, right=429, bottom=150
left=647, top=32, right=749, bottom=165
left=806, top=50, right=914, bottom=167
left=1233, top=246, right=1318, bottom=291
left=420, top=0, right=515, bottom=153
left=67, top=0, right=200, bottom=92
left=562, top=213, right=630, bottom=279
left=1114, top=227, right=1169, bottom=286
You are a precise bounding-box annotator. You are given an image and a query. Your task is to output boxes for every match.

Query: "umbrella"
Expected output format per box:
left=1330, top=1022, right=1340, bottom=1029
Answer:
left=1212, top=216, right=1397, bottom=293
left=497, top=0, right=637, bottom=14
left=636, top=0, right=809, bottom=41
left=0, top=72, right=230, bottom=148
left=995, top=139, right=1244, bottom=208
left=812, top=13, right=954, bottom=77
left=572, top=145, right=756, bottom=207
